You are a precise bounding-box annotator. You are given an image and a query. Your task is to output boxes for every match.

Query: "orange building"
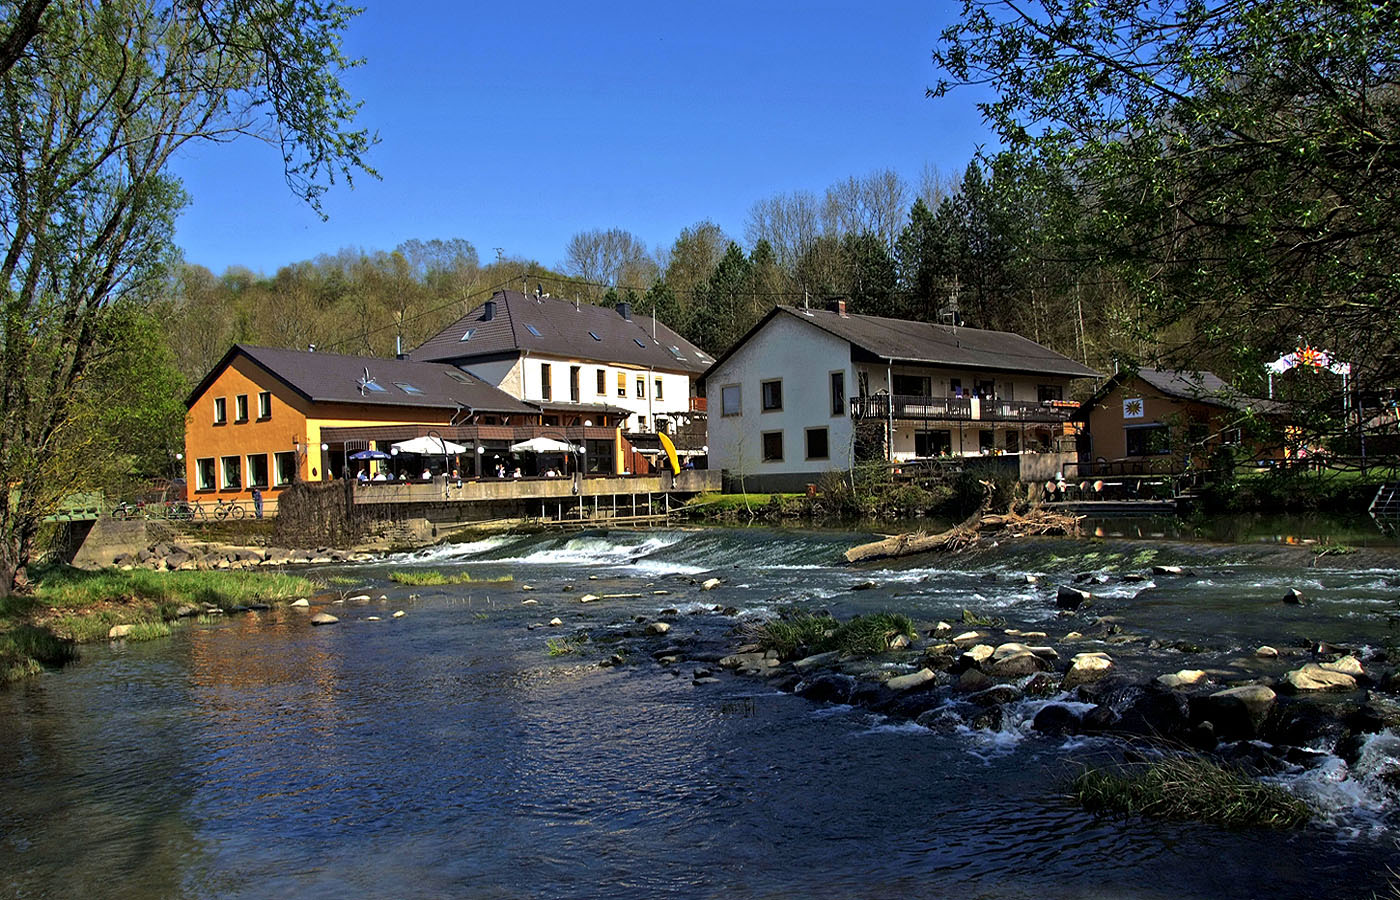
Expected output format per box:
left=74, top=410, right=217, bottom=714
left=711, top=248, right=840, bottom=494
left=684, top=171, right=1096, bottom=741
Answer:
left=183, top=345, right=541, bottom=504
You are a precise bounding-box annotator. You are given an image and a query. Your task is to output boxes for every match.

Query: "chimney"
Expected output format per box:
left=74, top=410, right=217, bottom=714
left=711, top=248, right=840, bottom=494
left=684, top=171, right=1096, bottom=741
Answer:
left=826, top=299, right=848, bottom=317
left=482, top=299, right=496, bottom=321
left=616, top=302, right=632, bottom=321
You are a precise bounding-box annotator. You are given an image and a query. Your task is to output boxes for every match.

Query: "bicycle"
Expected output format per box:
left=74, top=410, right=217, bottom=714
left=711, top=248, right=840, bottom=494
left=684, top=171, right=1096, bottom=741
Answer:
left=213, top=498, right=245, bottom=520
left=168, top=500, right=207, bottom=522
left=110, top=500, right=147, bottom=520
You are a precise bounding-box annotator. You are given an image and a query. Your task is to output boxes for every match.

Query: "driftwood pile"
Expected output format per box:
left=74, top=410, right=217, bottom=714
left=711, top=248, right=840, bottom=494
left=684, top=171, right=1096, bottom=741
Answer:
left=844, top=482, right=1082, bottom=564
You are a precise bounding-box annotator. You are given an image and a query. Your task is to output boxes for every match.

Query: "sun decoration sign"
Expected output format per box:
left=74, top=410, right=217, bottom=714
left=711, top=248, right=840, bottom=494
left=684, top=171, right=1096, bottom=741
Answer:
left=1266, top=346, right=1351, bottom=376
left=1123, top=397, right=1144, bottom=419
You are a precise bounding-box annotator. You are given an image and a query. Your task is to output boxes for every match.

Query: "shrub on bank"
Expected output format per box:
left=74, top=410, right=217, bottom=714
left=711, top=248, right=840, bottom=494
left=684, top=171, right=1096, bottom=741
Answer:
left=0, top=625, right=76, bottom=683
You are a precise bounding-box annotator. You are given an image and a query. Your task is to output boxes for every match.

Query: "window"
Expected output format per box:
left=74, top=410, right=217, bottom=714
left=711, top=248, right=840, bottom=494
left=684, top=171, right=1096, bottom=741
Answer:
left=761, top=430, right=783, bottom=462
left=1005, top=430, right=1020, bottom=453
left=235, top=394, right=248, bottom=422
left=892, top=374, right=929, bottom=396
left=596, top=369, right=607, bottom=395
left=257, top=391, right=271, bottom=418
left=1037, top=384, right=1064, bottom=402
left=394, top=382, right=424, bottom=395
left=915, top=430, right=952, bottom=457
left=570, top=366, right=581, bottom=402
left=220, top=455, right=241, bottom=489
left=1126, top=424, right=1171, bottom=456
left=949, top=377, right=962, bottom=398
left=637, top=416, right=647, bottom=431
left=274, top=451, right=297, bottom=486
left=213, top=397, right=227, bottom=424
left=196, top=457, right=216, bottom=490
left=617, top=372, right=627, bottom=397
left=806, top=427, right=829, bottom=460
left=589, top=331, right=602, bottom=341
left=975, top=379, right=995, bottom=399
left=979, top=430, right=995, bottom=453
left=721, top=384, right=741, bottom=417
left=361, top=378, right=387, bottom=393
left=668, top=345, right=685, bottom=360
left=525, top=324, right=541, bottom=336
left=634, top=338, right=646, bottom=348
left=540, top=363, right=552, bottom=401
left=446, top=370, right=473, bottom=383
left=830, top=371, right=845, bottom=417
left=761, top=379, right=782, bottom=412
left=635, top=376, right=645, bottom=398
left=459, top=328, right=476, bottom=342
left=246, top=453, right=269, bottom=489
left=654, top=378, right=663, bottom=400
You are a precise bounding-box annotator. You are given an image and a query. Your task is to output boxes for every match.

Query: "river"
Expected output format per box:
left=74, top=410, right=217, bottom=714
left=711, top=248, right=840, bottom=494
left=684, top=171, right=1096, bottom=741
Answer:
left=3, top=521, right=1400, bottom=898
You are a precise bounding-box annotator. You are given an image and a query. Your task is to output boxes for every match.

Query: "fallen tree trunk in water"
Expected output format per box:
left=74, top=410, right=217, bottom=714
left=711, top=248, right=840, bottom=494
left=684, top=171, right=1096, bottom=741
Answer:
left=845, top=485, right=1082, bottom=564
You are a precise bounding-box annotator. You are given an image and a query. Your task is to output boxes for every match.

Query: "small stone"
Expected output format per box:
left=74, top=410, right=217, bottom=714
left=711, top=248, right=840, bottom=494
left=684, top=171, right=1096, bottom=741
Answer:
left=579, top=594, right=599, bottom=603
left=885, top=668, right=936, bottom=691
left=851, top=580, right=877, bottom=591
left=108, top=624, right=134, bottom=639
left=1062, top=631, right=1083, bottom=641
left=989, top=651, right=1049, bottom=677
left=1152, top=565, right=1191, bottom=576
left=521, top=599, right=538, bottom=605
left=309, top=613, right=339, bottom=626
left=1281, top=588, right=1307, bottom=605
left=951, top=630, right=984, bottom=646
left=933, top=621, right=952, bottom=636
left=888, top=633, right=911, bottom=650
left=588, top=575, right=599, bottom=580
left=646, top=622, right=671, bottom=635
left=1157, top=669, right=1208, bottom=689
left=692, top=676, right=721, bottom=685
left=346, top=594, right=370, bottom=603
left=521, top=584, right=534, bottom=591
left=653, top=590, right=670, bottom=596
left=701, top=578, right=722, bottom=591
left=392, top=610, right=405, bottom=618
left=173, top=604, right=199, bottom=618
left=548, top=617, right=564, bottom=627
left=366, top=616, right=381, bottom=621
left=793, top=651, right=840, bottom=670
left=1255, top=645, right=1279, bottom=659
left=290, top=598, right=309, bottom=608
left=961, top=644, right=995, bottom=665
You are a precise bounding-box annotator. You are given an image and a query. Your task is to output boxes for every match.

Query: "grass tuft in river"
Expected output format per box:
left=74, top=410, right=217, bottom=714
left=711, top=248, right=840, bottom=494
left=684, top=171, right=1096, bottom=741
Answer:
left=1071, top=756, right=1312, bottom=828
left=389, top=569, right=513, bottom=586
left=746, top=609, right=918, bottom=659
left=0, top=625, right=76, bottom=683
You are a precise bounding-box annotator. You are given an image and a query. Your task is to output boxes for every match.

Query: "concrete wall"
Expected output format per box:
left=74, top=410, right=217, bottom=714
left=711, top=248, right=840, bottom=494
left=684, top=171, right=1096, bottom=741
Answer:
left=707, top=314, right=854, bottom=485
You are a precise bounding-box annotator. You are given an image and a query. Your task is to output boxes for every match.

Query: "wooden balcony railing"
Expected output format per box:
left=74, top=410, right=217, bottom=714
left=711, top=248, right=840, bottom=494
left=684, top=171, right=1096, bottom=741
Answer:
left=851, top=394, right=1074, bottom=424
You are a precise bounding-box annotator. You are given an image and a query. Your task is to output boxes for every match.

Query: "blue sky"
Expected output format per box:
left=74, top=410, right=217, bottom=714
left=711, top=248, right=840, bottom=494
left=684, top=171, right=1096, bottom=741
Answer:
left=169, top=2, right=992, bottom=276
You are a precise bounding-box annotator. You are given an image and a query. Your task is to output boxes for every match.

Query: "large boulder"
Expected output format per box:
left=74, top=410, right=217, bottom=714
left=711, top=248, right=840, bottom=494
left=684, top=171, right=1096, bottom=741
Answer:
left=885, top=668, right=936, bottom=691
left=1281, top=663, right=1357, bottom=693
left=309, top=612, right=339, bottom=626
left=1156, top=669, right=1208, bottom=689
left=1061, top=652, right=1114, bottom=690
left=1033, top=704, right=1082, bottom=735
left=1193, top=685, right=1276, bottom=740
left=1320, top=656, right=1365, bottom=678
left=1056, top=585, right=1092, bottom=610
left=796, top=673, right=855, bottom=705
left=988, top=650, right=1050, bottom=678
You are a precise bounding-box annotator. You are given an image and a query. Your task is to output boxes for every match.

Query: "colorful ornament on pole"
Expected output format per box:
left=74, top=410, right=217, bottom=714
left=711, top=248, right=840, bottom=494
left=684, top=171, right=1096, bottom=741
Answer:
left=1266, top=346, right=1351, bottom=376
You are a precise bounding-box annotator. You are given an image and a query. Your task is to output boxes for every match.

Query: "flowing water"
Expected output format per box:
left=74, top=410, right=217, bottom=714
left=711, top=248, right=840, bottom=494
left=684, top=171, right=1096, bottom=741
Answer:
left=4, top=523, right=1400, bottom=898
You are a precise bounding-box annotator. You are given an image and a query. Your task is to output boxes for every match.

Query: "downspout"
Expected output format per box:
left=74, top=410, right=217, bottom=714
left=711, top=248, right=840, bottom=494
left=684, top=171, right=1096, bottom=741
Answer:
left=886, top=361, right=894, bottom=463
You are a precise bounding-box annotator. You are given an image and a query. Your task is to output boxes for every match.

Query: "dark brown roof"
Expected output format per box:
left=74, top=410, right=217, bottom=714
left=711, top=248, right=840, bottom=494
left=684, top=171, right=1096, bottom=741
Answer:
left=409, top=290, right=713, bottom=374
left=703, top=306, right=1100, bottom=381
left=186, top=345, right=538, bottom=416
left=1076, top=367, right=1288, bottom=417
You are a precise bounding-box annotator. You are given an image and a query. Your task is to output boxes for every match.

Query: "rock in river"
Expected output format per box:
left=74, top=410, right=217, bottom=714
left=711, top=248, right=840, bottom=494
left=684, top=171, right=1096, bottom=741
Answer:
left=309, top=613, right=339, bottom=626
left=1056, top=585, right=1092, bottom=610
left=1281, top=663, right=1357, bottom=693
left=1061, top=652, right=1113, bottom=690
left=1193, top=685, right=1276, bottom=740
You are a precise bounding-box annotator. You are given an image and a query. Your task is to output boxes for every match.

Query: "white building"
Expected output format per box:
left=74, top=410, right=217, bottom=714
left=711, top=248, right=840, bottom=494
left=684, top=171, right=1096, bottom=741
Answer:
left=702, top=301, right=1099, bottom=490
left=410, top=290, right=711, bottom=436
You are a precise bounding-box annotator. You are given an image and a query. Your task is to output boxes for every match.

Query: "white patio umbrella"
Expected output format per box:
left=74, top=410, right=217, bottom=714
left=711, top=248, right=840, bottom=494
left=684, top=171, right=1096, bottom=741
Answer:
left=392, top=436, right=467, bottom=455
left=508, top=437, right=579, bottom=454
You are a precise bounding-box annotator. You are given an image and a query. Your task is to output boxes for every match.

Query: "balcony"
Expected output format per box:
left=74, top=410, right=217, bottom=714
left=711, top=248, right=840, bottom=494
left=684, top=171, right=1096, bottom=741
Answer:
left=851, top=394, right=1074, bottom=424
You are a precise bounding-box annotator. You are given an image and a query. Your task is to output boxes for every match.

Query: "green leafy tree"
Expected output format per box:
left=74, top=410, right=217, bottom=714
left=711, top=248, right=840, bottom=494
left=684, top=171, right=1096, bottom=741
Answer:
left=0, top=0, right=374, bottom=594
left=933, top=0, right=1400, bottom=393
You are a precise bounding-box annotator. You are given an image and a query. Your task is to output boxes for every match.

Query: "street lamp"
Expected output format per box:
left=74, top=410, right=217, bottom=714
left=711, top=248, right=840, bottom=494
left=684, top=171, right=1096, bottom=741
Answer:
left=427, top=428, right=449, bottom=477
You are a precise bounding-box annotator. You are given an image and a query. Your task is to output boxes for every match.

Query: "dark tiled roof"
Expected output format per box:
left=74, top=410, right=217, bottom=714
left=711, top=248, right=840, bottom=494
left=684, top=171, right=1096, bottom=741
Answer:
left=187, top=345, right=538, bottom=415
left=787, top=307, right=1100, bottom=377
left=1132, top=368, right=1287, bottom=413
left=409, top=290, right=712, bottom=374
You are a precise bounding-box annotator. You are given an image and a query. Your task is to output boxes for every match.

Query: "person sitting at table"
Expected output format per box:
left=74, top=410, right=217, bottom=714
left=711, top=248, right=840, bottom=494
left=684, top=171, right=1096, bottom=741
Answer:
left=421, top=468, right=431, bottom=481
left=358, top=468, right=369, bottom=483
left=371, top=469, right=386, bottom=482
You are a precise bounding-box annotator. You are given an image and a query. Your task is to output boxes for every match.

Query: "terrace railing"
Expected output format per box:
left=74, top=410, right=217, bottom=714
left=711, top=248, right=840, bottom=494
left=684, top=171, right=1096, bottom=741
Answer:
left=850, top=394, right=1074, bottom=424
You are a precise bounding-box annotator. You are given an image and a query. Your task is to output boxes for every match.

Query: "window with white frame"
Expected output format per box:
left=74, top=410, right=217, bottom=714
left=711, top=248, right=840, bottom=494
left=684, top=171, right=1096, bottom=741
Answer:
left=274, top=451, right=297, bottom=486
left=235, top=394, right=248, bottom=422
left=213, top=397, right=227, bottom=424
left=257, top=391, right=271, bottom=419
left=220, top=455, right=242, bottom=489
left=196, top=457, right=216, bottom=491
left=635, top=376, right=645, bottom=399
left=246, top=453, right=269, bottom=489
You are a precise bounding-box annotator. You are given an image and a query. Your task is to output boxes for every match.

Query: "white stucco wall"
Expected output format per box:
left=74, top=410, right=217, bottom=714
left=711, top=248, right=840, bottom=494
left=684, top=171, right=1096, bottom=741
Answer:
left=707, top=313, right=854, bottom=482
left=465, top=355, right=693, bottom=431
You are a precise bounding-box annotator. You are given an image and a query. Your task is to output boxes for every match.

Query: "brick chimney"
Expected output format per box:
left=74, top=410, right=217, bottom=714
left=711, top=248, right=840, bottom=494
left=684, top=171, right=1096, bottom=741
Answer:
left=616, top=302, right=632, bottom=321
left=826, top=299, right=848, bottom=317
left=482, top=299, right=496, bottom=321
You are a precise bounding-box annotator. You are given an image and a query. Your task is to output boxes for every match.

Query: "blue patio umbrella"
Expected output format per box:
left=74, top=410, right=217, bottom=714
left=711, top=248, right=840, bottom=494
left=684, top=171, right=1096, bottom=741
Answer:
left=348, top=449, right=391, bottom=460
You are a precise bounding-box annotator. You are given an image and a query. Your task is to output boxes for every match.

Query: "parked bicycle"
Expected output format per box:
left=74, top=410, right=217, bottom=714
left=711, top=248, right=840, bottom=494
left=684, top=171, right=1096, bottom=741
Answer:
left=166, top=500, right=206, bottom=521
left=110, top=500, right=148, bottom=520
left=213, top=498, right=246, bottom=520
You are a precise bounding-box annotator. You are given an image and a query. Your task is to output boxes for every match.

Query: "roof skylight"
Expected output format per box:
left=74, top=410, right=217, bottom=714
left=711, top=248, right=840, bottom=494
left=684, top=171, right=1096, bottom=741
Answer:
left=445, top=370, right=473, bottom=384
left=589, top=331, right=602, bottom=341
left=361, top=379, right=387, bottom=393
left=460, top=329, right=476, bottom=342
left=668, top=345, right=686, bottom=360
left=394, top=382, right=424, bottom=395
left=525, top=324, right=541, bottom=337
left=634, top=338, right=646, bottom=348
